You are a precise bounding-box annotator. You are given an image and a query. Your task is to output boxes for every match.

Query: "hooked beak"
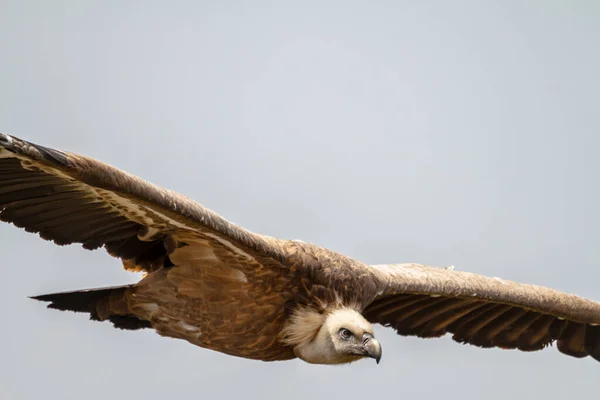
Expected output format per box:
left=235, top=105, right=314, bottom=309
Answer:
left=362, top=333, right=382, bottom=364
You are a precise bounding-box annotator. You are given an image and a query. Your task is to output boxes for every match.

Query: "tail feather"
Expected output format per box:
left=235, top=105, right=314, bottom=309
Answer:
left=31, top=285, right=151, bottom=330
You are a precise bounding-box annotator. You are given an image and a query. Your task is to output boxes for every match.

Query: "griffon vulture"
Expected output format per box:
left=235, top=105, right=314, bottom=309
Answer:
left=1, top=133, right=599, bottom=365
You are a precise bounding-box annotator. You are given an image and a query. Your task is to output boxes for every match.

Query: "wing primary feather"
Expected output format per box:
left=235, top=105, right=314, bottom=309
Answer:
left=417, top=301, right=486, bottom=337
left=515, top=314, right=554, bottom=351
left=452, top=305, right=512, bottom=347
left=367, top=295, right=433, bottom=320
left=495, top=312, right=541, bottom=346
left=468, top=308, right=528, bottom=345
left=404, top=298, right=474, bottom=330
left=557, top=323, right=588, bottom=358
left=548, top=318, right=568, bottom=340
left=584, top=325, right=600, bottom=362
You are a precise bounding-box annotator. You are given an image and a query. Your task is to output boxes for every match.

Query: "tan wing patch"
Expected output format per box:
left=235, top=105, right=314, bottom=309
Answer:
left=166, top=244, right=249, bottom=298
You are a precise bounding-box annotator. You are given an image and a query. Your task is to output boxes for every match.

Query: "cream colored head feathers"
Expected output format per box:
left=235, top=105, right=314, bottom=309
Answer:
left=281, top=307, right=382, bottom=365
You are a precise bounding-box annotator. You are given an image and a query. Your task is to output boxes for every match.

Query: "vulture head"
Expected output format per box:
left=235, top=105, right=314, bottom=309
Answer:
left=287, top=308, right=382, bottom=365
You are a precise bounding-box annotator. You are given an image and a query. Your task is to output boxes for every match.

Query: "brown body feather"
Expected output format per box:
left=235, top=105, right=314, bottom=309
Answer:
left=2, top=133, right=600, bottom=364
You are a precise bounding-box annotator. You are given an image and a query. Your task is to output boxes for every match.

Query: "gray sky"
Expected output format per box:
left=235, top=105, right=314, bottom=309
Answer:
left=1, top=1, right=599, bottom=399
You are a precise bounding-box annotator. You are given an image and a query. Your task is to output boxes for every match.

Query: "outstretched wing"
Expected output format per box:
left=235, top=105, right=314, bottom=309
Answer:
left=362, top=263, right=600, bottom=362
left=0, top=133, right=287, bottom=273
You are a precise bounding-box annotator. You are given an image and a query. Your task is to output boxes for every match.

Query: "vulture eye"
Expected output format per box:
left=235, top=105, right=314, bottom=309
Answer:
left=339, top=328, right=352, bottom=340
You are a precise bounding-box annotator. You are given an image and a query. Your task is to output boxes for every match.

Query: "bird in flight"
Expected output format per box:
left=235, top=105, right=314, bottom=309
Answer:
left=1, top=132, right=599, bottom=366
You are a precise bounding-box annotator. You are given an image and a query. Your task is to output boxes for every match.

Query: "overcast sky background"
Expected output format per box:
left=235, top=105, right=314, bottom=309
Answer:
left=1, top=1, right=599, bottom=399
